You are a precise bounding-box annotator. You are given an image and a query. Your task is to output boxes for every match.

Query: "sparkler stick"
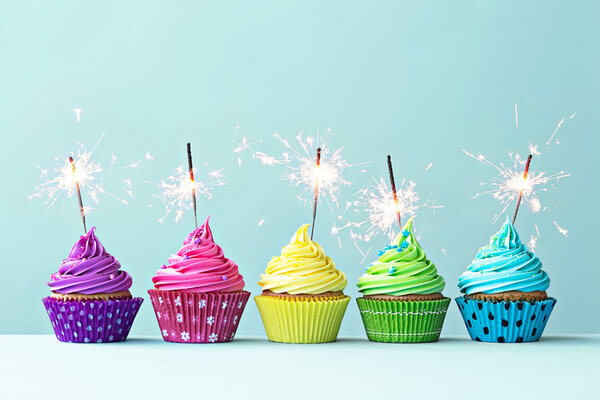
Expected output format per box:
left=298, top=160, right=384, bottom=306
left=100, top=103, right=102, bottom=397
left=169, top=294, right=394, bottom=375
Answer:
left=69, top=156, right=87, bottom=233
left=310, top=148, right=321, bottom=240
left=187, top=143, right=198, bottom=228
left=511, top=154, right=533, bottom=225
left=386, top=155, right=402, bottom=231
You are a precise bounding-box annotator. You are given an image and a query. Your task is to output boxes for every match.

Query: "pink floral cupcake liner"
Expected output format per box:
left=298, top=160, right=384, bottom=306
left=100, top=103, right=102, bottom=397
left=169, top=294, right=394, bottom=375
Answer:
left=42, top=297, right=143, bottom=343
left=148, top=290, right=250, bottom=343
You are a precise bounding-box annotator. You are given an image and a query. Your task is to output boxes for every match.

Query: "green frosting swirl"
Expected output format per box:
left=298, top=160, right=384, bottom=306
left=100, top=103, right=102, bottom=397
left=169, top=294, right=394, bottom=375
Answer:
left=357, top=217, right=445, bottom=296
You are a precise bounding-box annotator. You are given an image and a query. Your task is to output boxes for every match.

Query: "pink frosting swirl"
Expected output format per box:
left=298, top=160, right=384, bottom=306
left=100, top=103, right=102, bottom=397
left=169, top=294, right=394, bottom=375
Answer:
left=152, top=217, right=245, bottom=293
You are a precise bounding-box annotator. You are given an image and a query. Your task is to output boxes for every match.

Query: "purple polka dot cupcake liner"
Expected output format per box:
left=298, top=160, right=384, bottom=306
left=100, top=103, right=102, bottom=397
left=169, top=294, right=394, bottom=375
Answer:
left=42, top=297, right=144, bottom=343
left=148, top=290, right=251, bottom=343
left=455, top=296, right=556, bottom=343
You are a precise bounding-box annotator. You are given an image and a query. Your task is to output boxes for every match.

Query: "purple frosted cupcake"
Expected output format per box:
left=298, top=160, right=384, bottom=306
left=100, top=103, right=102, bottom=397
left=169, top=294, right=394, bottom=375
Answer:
left=43, top=227, right=143, bottom=343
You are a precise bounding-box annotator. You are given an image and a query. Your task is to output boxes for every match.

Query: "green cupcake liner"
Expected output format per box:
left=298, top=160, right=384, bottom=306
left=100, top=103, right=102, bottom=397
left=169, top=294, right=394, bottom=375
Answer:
left=356, top=297, right=451, bottom=343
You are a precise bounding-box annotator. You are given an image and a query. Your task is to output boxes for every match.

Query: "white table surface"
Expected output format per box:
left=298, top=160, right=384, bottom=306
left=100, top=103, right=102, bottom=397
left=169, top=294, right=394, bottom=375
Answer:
left=2, top=334, right=598, bottom=399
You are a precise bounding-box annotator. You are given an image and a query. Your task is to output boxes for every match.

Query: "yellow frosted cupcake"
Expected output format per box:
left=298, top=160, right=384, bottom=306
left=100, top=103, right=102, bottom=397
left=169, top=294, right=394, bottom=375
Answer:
left=255, top=224, right=350, bottom=343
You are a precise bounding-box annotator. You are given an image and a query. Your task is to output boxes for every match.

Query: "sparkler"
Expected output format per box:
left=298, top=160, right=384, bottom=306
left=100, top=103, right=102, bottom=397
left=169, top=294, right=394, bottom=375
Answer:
left=386, top=155, right=402, bottom=231
left=511, top=154, right=532, bottom=225
left=68, top=156, right=87, bottom=233
left=310, top=148, right=321, bottom=240
left=187, top=143, right=198, bottom=228
left=463, top=149, right=569, bottom=224
left=347, top=176, right=442, bottom=243
left=148, top=159, right=225, bottom=224
left=234, top=129, right=358, bottom=209
left=30, top=133, right=129, bottom=215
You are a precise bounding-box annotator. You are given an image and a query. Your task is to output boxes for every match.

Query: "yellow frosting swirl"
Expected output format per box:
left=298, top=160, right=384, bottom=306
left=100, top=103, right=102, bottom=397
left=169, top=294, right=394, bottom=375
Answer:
left=258, top=224, right=347, bottom=294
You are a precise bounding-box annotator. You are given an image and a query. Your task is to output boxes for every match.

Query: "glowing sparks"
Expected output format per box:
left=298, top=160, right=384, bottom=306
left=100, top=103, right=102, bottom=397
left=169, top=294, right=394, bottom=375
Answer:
left=528, top=141, right=540, bottom=156
left=232, top=124, right=286, bottom=167
left=425, top=162, right=433, bottom=172
left=276, top=130, right=354, bottom=208
left=234, top=127, right=362, bottom=209
left=145, top=152, right=154, bottom=160
left=553, top=220, right=569, bottom=237
left=29, top=133, right=129, bottom=212
left=348, top=176, right=442, bottom=242
left=72, top=107, right=82, bottom=123
left=528, top=235, right=538, bottom=251
left=258, top=219, right=265, bottom=227
left=463, top=149, right=569, bottom=223
left=148, top=164, right=225, bottom=223
left=514, top=104, right=518, bottom=128
left=546, top=118, right=565, bottom=146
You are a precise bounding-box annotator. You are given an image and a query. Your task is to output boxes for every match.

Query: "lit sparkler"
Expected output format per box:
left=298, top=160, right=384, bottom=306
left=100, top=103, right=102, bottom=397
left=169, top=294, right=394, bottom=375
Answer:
left=187, top=143, right=198, bottom=228
left=463, top=149, right=570, bottom=224
left=310, top=148, right=321, bottom=239
left=68, top=156, right=87, bottom=232
left=511, top=154, right=532, bottom=225
left=29, top=133, right=128, bottom=218
left=234, top=128, right=360, bottom=209
left=148, top=161, right=225, bottom=224
left=347, top=176, right=443, bottom=243
left=277, top=130, right=354, bottom=210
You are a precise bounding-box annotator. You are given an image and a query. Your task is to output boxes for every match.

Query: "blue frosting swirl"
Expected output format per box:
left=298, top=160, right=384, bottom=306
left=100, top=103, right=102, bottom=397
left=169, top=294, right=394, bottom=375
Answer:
left=457, top=220, right=550, bottom=295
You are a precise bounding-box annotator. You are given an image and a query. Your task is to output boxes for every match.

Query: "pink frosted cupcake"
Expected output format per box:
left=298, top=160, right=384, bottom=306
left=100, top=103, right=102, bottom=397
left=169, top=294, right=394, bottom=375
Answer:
left=148, top=216, right=250, bottom=343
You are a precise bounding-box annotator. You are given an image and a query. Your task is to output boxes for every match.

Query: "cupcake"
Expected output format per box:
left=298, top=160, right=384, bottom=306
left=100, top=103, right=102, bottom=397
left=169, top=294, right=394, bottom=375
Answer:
left=42, top=227, right=143, bottom=343
left=148, top=216, right=250, bottom=343
left=456, top=219, right=556, bottom=343
left=356, top=217, right=450, bottom=343
left=255, top=224, right=350, bottom=343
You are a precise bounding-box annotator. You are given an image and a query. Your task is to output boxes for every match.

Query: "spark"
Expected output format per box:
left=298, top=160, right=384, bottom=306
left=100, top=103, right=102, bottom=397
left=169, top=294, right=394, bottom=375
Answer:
left=275, top=130, right=355, bottom=208
left=29, top=133, right=128, bottom=211
left=425, top=162, right=433, bottom=171
left=528, top=235, right=538, bottom=251
left=441, top=248, right=448, bottom=256
left=528, top=141, right=540, bottom=156
left=147, top=164, right=226, bottom=223
left=535, top=224, right=541, bottom=237
left=348, top=176, right=441, bottom=242
left=258, top=219, right=265, bottom=227
left=233, top=134, right=285, bottom=167
left=72, top=107, right=82, bottom=123
left=463, top=149, right=569, bottom=223
left=546, top=118, right=565, bottom=145
left=553, top=220, right=569, bottom=237
left=515, top=104, right=518, bottom=128
left=570, top=112, right=577, bottom=119
left=117, top=160, right=143, bottom=170
left=145, top=152, right=154, bottom=160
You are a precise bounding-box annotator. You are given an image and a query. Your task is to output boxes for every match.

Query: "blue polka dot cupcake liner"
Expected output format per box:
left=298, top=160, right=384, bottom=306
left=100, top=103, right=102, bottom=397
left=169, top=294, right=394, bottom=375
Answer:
left=42, top=297, right=143, bottom=343
left=455, top=296, right=556, bottom=343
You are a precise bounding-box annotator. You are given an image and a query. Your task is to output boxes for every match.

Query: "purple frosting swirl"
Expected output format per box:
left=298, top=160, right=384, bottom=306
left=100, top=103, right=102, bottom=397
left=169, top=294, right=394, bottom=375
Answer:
left=47, top=227, right=132, bottom=294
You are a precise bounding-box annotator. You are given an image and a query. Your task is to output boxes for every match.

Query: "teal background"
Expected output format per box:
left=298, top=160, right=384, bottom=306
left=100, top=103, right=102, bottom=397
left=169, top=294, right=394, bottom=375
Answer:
left=1, top=1, right=598, bottom=336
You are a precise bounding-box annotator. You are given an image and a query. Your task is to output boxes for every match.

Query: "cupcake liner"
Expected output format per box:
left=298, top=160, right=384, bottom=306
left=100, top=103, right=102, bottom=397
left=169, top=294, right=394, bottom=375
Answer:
left=356, top=297, right=451, bottom=343
left=455, top=296, right=557, bottom=343
left=42, top=296, right=143, bottom=343
left=148, top=290, right=251, bottom=343
left=254, top=295, right=351, bottom=343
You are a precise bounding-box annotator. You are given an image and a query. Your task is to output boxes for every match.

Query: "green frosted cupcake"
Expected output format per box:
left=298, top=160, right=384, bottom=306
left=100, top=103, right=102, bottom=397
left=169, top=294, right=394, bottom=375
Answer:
left=356, top=217, right=450, bottom=343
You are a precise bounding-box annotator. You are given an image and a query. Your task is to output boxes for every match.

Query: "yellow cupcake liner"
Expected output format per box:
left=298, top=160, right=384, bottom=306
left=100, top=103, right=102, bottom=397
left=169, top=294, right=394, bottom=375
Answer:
left=254, top=295, right=351, bottom=343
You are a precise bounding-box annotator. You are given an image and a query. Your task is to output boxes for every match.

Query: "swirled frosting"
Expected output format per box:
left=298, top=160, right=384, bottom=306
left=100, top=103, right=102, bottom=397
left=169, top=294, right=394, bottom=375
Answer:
left=457, top=220, right=550, bottom=295
left=357, top=217, right=445, bottom=296
left=47, top=227, right=132, bottom=294
left=258, top=224, right=347, bottom=294
left=152, top=216, right=245, bottom=292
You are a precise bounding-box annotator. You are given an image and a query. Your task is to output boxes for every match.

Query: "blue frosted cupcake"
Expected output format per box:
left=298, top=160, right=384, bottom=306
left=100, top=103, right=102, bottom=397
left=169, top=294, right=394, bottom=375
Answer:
left=455, top=220, right=556, bottom=343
